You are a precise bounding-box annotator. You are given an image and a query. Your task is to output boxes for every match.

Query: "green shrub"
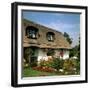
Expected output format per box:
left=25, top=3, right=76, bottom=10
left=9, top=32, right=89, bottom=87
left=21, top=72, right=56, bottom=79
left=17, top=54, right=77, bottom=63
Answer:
left=50, top=58, right=64, bottom=71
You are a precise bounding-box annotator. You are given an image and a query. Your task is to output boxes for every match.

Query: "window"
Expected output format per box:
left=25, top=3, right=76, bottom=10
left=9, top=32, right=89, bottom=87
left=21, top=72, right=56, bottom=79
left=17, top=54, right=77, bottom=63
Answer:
left=28, top=29, right=36, bottom=38
left=26, top=26, right=38, bottom=39
left=46, top=32, right=55, bottom=41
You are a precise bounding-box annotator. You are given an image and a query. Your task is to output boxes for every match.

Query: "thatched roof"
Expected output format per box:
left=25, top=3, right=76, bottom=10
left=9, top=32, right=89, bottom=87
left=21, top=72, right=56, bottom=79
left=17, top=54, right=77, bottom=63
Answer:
left=22, top=19, right=71, bottom=49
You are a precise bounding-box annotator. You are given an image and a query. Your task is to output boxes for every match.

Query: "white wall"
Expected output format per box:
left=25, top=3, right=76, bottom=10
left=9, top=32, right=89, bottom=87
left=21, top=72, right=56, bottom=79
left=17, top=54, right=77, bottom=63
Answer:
left=38, top=49, right=69, bottom=61
left=63, top=50, right=69, bottom=59
left=0, top=0, right=89, bottom=90
left=37, top=49, right=48, bottom=61
left=55, top=49, right=69, bottom=59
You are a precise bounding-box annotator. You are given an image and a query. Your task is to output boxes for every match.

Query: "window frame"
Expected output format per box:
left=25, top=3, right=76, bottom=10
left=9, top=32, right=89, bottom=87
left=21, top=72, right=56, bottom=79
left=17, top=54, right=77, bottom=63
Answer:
left=46, top=32, right=55, bottom=42
left=26, top=26, right=38, bottom=39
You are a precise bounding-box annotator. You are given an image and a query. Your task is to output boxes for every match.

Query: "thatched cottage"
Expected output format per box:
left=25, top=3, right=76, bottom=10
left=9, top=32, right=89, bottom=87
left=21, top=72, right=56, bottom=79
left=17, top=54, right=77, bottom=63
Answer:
left=23, top=19, right=71, bottom=65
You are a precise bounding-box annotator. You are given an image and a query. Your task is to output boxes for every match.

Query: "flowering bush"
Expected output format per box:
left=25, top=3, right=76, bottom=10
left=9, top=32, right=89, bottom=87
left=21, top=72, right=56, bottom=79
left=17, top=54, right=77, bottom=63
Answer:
left=32, top=58, right=79, bottom=75
left=63, top=59, right=77, bottom=74
left=38, top=58, right=63, bottom=72
left=33, top=59, right=55, bottom=72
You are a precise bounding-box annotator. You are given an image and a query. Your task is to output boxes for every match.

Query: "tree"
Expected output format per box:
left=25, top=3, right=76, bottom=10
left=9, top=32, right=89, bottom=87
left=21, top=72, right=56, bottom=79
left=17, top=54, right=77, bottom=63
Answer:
left=69, top=36, right=80, bottom=59
left=69, top=45, right=78, bottom=58
left=64, top=32, right=72, bottom=44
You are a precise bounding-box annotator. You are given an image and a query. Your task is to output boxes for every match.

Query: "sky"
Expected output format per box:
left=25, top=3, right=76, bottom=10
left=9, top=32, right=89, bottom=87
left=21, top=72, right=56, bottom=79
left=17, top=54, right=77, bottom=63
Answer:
left=22, top=11, right=80, bottom=47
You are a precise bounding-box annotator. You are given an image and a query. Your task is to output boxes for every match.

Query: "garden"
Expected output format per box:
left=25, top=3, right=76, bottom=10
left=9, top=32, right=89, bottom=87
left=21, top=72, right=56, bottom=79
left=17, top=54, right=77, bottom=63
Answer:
left=22, top=57, right=80, bottom=77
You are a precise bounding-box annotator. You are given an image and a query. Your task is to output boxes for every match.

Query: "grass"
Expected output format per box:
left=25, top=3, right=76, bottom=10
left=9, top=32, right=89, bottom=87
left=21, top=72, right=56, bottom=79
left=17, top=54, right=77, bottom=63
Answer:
left=22, top=67, right=61, bottom=77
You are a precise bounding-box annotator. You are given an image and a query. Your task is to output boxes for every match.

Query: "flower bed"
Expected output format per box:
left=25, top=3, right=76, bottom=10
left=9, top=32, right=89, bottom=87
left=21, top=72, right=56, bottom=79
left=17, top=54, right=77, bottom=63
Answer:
left=33, top=66, right=55, bottom=72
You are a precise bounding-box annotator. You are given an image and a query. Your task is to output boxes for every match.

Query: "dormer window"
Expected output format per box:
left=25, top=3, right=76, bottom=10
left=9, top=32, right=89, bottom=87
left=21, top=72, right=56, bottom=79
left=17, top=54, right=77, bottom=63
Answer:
left=26, top=26, right=38, bottom=39
left=46, top=32, right=55, bottom=41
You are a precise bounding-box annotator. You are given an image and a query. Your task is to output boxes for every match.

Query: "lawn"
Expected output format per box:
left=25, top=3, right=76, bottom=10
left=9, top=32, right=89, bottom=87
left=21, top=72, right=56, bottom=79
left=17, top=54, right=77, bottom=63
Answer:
left=22, top=68, right=61, bottom=77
